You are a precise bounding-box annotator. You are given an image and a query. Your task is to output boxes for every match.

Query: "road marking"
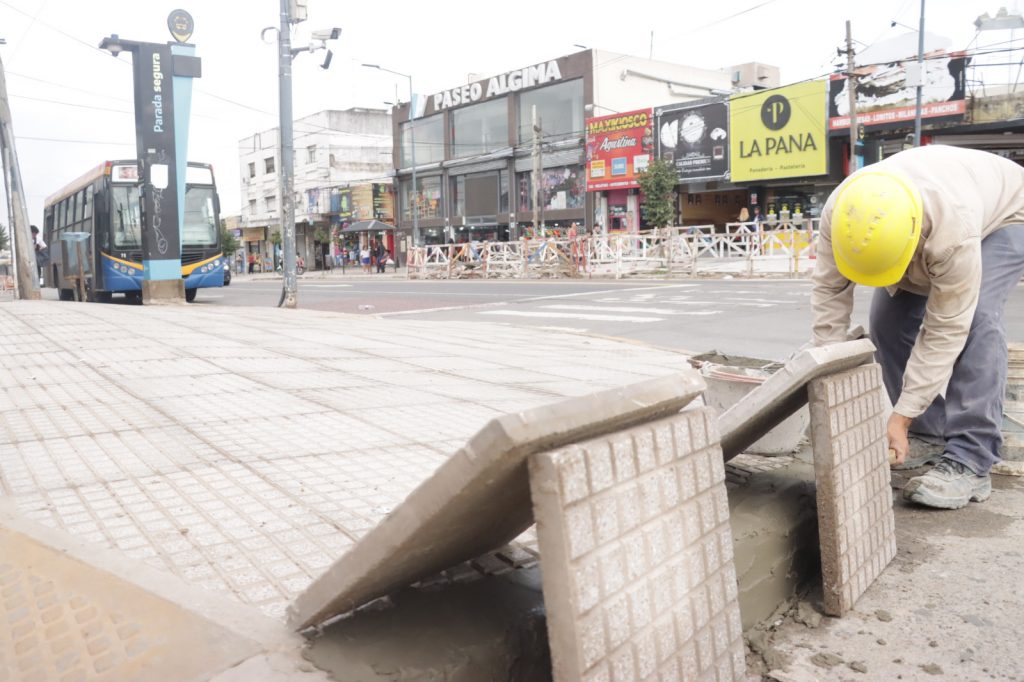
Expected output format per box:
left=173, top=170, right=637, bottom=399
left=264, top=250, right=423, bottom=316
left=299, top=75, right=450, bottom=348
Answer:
left=541, top=304, right=722, bottom=316
left=300, top=284, right=354, bottom=288
left=479, top=310, right=663, bottom=323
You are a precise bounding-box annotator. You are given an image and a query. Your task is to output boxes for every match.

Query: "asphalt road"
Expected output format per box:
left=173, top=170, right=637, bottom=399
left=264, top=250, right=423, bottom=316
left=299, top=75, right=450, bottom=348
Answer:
left=198, top=275, right=994, bottom=360
left=41, top=275, right=1024, bottom=360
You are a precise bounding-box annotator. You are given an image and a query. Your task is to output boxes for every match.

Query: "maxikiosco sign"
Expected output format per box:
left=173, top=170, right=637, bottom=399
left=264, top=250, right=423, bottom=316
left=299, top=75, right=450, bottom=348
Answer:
left=432, top=60, right=563, bottom=111
left=729, top=80, right=827, bottom=182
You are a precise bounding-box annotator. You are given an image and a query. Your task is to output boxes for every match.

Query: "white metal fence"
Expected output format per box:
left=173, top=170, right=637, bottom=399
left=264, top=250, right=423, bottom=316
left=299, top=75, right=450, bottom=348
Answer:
left=407, top=220, right=820, bottom=280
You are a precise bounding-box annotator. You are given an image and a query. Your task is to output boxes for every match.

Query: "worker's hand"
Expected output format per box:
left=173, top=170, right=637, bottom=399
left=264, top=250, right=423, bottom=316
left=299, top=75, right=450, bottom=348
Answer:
left=887, top=412, right=913, bottom=466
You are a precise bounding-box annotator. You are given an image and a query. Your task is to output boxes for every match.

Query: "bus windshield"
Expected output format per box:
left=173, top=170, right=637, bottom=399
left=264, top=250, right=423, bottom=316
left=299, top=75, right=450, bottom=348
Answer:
left=111, top=185, right=142, bottom=249
left=183, top=186, right=218, bottom=247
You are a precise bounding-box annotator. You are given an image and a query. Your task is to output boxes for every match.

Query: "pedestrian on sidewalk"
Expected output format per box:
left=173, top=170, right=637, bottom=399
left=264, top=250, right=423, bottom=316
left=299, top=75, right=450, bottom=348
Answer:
left=810, top=145, right=1024, bottom=510
left=30, top=225, right=48, bottom=284
left=360, top=244, right=371, bottom=273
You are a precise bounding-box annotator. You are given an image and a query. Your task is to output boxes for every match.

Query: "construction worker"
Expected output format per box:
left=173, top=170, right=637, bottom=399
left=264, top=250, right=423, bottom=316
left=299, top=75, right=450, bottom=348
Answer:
left=811, top=145, right=1024, bottom=510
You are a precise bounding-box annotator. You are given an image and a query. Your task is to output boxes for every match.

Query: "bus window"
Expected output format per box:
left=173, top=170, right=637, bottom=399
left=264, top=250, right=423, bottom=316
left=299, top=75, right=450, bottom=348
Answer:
left=111, top=185, right=142, bottom=249
left=83, top=186, right=93, bottom=220
left=73, top=190, right=84, bottom=223
left=182, top=186, right=217, bottom=247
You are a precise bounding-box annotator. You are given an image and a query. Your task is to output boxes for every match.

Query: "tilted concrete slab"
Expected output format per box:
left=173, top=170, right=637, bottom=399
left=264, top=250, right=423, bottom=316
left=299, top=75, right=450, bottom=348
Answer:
left=718, top=340, right=876, bottom=461
left=529, top=407, right=745, bottom=681
left=287, top=371, right=706, bottom=631
left=808, top=364, right=897, bottom=617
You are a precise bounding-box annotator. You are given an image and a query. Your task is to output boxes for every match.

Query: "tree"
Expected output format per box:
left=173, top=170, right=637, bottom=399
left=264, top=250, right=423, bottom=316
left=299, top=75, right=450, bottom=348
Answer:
left=220, top=225, right=240, bottom=255
left=0, top=223, right=8, bottom=252
left=637, top=158, right=678, bottom=229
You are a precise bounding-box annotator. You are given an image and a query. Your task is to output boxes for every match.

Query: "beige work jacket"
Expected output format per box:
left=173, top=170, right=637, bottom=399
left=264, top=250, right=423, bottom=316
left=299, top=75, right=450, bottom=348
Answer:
left=811, top=145, right=1024, bottom=418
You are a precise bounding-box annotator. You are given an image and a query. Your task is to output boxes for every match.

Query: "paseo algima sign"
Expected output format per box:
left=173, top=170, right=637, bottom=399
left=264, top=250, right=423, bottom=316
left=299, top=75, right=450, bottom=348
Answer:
left=431, top=60, right=564, bottom=111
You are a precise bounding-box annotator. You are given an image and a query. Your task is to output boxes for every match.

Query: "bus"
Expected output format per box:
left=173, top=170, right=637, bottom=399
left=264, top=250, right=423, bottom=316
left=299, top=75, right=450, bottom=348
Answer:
left=42, top=160, right=225, bottom=302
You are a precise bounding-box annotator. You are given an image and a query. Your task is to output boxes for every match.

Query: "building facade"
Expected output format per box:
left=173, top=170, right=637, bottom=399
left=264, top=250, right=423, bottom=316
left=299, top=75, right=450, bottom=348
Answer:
left=388, top=49, right=733, bottom=244
left=237, top=108, right=392, bottom=270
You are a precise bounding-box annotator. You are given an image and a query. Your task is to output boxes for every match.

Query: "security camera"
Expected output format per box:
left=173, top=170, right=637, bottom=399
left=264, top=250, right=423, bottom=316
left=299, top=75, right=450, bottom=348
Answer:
left=311, top=28, right=341, bottom=41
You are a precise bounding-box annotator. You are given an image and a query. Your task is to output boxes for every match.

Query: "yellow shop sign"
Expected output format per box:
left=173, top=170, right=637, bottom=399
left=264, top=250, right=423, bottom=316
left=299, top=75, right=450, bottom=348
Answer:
left=730, top=80, right=827, bottom=182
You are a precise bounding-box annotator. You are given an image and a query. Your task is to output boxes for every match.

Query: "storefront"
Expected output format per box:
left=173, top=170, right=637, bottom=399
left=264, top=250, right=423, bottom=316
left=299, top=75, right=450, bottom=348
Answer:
left=585, top=108, right=653, bottom=233
left=390, top=52, right=593, bottom=242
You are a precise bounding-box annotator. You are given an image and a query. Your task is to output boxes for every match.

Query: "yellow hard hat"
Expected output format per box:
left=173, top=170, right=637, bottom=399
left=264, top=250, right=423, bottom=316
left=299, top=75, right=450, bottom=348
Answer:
left=831, top=170, right=923, bottom=287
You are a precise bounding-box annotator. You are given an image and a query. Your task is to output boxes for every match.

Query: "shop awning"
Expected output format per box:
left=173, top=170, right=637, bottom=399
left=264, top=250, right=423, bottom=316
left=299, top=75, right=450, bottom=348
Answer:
left=340, top=220, right=395, bottom=233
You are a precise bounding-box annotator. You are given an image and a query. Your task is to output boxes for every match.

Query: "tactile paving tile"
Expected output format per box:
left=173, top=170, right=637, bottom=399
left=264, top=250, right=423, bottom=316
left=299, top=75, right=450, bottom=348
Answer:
left=807, top=363, right=897, bottom=617
left=0, top=526, right=260, bottom=682
left=529, top=407, right=745, bottom=682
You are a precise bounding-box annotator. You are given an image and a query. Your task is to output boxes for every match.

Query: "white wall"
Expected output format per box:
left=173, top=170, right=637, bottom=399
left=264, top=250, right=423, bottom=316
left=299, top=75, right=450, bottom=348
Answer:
left=591, top=50, right=733, bottom=113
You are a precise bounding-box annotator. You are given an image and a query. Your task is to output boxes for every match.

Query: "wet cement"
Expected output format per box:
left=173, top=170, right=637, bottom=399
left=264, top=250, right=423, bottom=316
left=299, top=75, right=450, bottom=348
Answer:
left=304, top=568, right=552, bottom=682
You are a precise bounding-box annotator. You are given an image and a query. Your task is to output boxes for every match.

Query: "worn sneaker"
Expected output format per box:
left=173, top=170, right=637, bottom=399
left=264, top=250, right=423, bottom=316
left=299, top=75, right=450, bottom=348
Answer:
left=891, top=436, right=944, bottom=470
left=903, top=457, right=992, bottom=509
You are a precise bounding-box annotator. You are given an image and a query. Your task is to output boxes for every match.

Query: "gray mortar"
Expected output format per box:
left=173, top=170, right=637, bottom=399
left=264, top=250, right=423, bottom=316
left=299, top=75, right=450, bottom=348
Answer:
left=304, top=569, right=551, bottom=682
left=728, top=456, right=821, bottom=630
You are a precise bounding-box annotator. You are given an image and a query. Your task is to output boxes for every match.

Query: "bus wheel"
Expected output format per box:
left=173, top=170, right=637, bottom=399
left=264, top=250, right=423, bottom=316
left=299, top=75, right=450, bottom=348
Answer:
left=125, top=291, right=142, bottom=304
left=58, top=288, right=75, bottom=301
left=87, top=287, right=112, bottom=303
left=185, top=288, right=197, bottom=302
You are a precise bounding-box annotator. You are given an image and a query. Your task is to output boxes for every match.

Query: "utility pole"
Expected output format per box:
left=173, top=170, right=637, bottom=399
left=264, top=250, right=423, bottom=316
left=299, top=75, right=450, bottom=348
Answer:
left=913, top=0, right=926, bottom=146
left=531, top=105, right=543, bottom=237
left=0, top=42, right=40, bottom=300
left=845, top=20, right=859, bottom=174
left=277, top=0, right=298, bottom=308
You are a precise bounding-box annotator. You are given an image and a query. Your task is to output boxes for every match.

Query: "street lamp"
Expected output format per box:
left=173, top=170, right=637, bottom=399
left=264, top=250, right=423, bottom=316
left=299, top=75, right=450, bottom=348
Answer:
left=262, top=7, right=340, bottom=309
left=363, top=63, right=419, bottom=247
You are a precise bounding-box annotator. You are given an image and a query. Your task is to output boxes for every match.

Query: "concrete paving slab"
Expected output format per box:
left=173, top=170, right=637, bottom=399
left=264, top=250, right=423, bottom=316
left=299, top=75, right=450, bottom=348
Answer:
left=718, top=340, right=876, bottom=461
left=807, top=364, right=896, bottom=617
left=287, top=371, right=706, bottom=630
left=528, top=407, right=746, bottom=681
left=0, top=515, right=280, bottom=682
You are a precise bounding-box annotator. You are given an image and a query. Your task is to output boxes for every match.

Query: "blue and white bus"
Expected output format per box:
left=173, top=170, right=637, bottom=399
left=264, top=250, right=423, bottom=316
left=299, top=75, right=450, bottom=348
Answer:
left=42, top=160, right=225, bottom=302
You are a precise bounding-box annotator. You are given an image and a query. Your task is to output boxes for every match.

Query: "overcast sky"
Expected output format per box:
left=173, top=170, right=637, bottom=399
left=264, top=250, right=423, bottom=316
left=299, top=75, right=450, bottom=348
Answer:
left=0, top=0, right=1009, bottom=226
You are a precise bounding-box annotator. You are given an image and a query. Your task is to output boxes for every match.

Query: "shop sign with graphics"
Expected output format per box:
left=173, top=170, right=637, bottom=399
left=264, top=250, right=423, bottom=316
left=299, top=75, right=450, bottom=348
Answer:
left=585, top=108, right=653, bottom=191
left=656, top=101, right=728, bottom=182
left=730, top=80, right=827, bottom=182
left=828, top=50, right=967, bottom=131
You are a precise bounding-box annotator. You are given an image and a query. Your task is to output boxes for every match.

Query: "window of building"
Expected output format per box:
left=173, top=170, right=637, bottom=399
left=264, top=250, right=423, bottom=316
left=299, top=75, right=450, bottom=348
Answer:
left=400, top=175, right=442, bottom=221
left=450, top=170, right=509, bottom=217
left=307, top=145, right=317, bottom=164
left=451, top=98, right=508, bottom=159
left=249, top=199, right=257, bottom=215
left=516, top=164, right=585, bottom=211
left=400, top=114, right=444, bottom=167
left=517, top=79, right=584, bottom=144
left=265, top=195, right=277, bottom=212
left=264, top=156, right=275, bottom=174
left=248, top=161, right=256, bottom=178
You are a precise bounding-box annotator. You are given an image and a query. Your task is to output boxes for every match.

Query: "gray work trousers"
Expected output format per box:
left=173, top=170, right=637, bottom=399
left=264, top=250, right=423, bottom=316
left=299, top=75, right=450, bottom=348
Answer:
left=869, top=224, right=1024, bottom=475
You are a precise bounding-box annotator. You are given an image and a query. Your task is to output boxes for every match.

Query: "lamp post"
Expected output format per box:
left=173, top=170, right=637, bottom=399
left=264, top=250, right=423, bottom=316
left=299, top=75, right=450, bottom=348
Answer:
left=262, top=11, right=340, bottom=309
left=913, top=1, right=925, bottom=147
left=363, top=64, right=419, bottom=247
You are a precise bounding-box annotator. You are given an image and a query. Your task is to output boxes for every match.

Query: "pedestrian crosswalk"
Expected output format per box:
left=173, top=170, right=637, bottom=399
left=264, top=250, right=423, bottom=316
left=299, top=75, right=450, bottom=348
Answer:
left=472, top=286, right=803, bottom=331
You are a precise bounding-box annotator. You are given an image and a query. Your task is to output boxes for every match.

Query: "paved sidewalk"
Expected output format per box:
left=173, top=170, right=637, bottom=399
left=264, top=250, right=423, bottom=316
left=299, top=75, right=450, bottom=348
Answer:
left=0, top=300, right=691, bottom=623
